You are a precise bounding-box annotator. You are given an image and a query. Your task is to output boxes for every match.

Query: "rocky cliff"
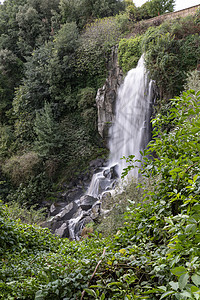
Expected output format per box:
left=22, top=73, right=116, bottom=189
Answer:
left=96, top=46, right=123, bottom=143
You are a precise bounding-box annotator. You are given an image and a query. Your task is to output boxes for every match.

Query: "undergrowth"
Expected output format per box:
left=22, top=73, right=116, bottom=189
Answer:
left=0, top=90, right=200, bottom=299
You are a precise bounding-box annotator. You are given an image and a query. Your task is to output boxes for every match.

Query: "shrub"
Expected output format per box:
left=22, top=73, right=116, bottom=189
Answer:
left=2, top=151, right=41, bottom=185
left=118, top=35, right=143, bottom=73
left=142, top=19, right=200, bottom=98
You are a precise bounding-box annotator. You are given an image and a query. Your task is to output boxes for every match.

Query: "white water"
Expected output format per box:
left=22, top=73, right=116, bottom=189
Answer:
left=87, top=55, right=154, bottom=198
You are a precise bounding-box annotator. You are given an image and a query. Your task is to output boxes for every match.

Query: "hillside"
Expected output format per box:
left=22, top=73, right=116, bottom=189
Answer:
left=0, top=0, right=200, bottom=298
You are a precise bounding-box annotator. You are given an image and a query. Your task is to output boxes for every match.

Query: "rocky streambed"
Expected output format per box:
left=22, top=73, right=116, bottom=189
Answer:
left=42, top=159, right=119, bottom=240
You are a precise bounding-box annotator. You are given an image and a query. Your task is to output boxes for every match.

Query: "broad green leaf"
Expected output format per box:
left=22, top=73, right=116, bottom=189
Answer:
left=100, top=293, right=105, bottom=300
left=171, top=267, right=187, bottom=277
left=107, top=282, right=123, bottom=287
left=180, top=291, right=192, bottom=298
left=158, top=286, right=167, bottom=292
left=190, top=285, right=200, bottom=293
left=192, top=274, right=200, bottom=287
left=160, top=291, right=175, bottom=299
left=179, top=273, right=189, bottom=290
left=169, top=281, right=179, bottom=291
left=35, top=290, right=45, bottom=300
left=192, top=205, right=200, bottom=212
left=84, top=288, right=97, bottom=297
left=185, top=224, right=197, bottom=234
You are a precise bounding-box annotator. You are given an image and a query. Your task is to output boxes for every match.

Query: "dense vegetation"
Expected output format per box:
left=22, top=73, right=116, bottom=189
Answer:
left=1, top=88, right=199, bottom=299
left=0, top=0, right=177, bottom=206
left=0, top=0, right=200, bottom=298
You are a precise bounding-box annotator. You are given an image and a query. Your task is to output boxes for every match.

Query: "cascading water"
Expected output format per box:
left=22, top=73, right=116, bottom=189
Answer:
left=46, top=55, right=154, bottom=240
left=87, top=55, right=154, bottom=197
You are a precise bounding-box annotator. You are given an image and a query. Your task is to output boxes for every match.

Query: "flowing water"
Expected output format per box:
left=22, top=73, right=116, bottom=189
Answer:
left=65, top=55, right=154, bottom=239
left=87, top=55, right=154, bottom=197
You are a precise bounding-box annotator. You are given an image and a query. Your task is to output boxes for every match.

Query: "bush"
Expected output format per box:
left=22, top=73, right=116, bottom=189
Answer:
left=2, top=152, right=41, bottom=186
left=142, top=18, right=200, bottom=98
left=6, top=172, right=52, bottom=206
left=118, top=35, right=143, bottom=73
left=76, top=17, right=121, bottom=88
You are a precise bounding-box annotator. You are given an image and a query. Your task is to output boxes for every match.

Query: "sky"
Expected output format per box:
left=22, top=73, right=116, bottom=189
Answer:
left=0, top=0, right=200, bottom=11
left=133, top=0, right=200, bottom=11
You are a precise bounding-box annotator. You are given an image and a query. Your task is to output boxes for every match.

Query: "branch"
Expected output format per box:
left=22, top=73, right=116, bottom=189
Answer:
left=81, top=248, right=106, bottom=300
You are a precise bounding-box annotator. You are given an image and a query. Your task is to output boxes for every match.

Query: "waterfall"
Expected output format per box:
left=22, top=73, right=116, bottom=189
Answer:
left=46, top=55, right=154, bottom=241
left=87, top=55, right=154, bottom=197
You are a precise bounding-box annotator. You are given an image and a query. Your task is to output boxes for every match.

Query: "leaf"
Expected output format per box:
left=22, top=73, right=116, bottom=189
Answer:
left=158, top=286, right=167, bottom=292
left=192, top=205, right=200, bottom=213
left=179, top=291, right=192, bottom=298
left=192, top=274, right=200, bottom=287
left=35, top=290, right=45, bottom=300
left=179, top=273, right=189, bottom=290
left=107, top=282, right=123, bottom=287
left=171, top=267, right=187, bottom=277
left=169, top=281, right=179, bottom=291
left=160, top=291, right=175, bottom=299
left=185, top=224, right=197, bottom=235
left=84, top=288, right=97, bottom=297
left=100, top=293, right=105, bottom=300
left=190, top=285, right=200, bottom=293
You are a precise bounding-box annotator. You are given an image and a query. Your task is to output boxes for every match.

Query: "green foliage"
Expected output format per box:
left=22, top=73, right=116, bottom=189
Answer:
left=121, top=89, right=200, bottom=298
left=59, top=0, right=125, bottom=29
left=3, top=201, right=46, bottom=224
left=126, top=0, right=175, bottom=22
left=142, top=18, right=200, bottom=98
left=77, top=87, right=97, bottom=131
left=0, top=89, right=200, bottom=299
left=6, top=172, right=52, bottom=206
left=184, top=70, right=200, bottom=93
left=2, top=151, right=41, bottom=185
left=0, top=49, right=23, bottom=122
left=76, top=17, right=121, bottom=89
left=146, top=0, right=175, bottom=17
left=118, top=35, right=143, bottom=73
left=0, top=125, right=14, bottom=158
left=34, top=102, right=63, bottom=158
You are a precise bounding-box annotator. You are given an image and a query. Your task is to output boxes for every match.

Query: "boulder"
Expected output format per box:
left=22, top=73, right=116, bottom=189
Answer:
left=54, top=223, right=69, bottom=238
left=50, top=202, right=68, bottom=216
left=103, top=164, right=119, bottom=179
left=80, top=195, right=98, bottom=211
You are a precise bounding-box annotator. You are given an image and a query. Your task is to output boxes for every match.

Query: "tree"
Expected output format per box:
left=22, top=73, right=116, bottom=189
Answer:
left=0, top=49, right=23, bottom=123
left=147, top=0, right=175, bottom=17
left=59, top=0, right=125, bottom=29
left=34, top=102, right=63, bottom=157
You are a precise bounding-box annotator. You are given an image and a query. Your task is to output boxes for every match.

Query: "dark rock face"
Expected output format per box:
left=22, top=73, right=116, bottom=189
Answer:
left=80, top=195, right=97, bottom=211
left=41, top=197, right=99, bottom=239
left=96, top=46, right=123, bottom=143
left=103, top=164, right=119, bottom=179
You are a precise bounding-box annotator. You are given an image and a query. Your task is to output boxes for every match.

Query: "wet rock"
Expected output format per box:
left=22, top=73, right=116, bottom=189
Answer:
left=50, top=202, right=68, bottom=216
left=57, top=202, right=79, bottom=221
left=103, top=164, right=119, bottom=179
left=54, top=223, right=69, bottom=238
left=80, top=195, right=98, bottom=211
left=74, top=216, right=93, bottom=237
left=90, top=202, right=101, bottom=220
